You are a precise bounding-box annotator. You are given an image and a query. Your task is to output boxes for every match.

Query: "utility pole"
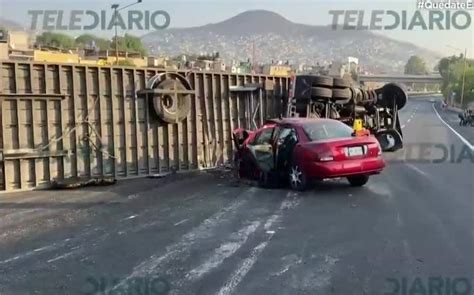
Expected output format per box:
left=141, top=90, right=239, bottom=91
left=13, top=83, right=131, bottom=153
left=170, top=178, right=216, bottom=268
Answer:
left=446, top=45, right=468, bottom=107
left=460, top=48, right=467, bottom=107
left=251, top=40, right=255, bottom=74
left=112, top=5, right=119, bottom=65
left=111, top=0, right=143, bottom=65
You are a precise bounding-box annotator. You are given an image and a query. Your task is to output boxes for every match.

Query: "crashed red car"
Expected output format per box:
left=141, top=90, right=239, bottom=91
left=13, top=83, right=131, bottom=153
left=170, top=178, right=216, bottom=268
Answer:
left=233, top=118, right=385, bottom=191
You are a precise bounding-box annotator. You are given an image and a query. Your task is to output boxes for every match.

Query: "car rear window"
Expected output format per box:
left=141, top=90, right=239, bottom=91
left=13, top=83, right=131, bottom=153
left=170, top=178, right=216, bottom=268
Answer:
left=303, top=121, right=353, bottom=141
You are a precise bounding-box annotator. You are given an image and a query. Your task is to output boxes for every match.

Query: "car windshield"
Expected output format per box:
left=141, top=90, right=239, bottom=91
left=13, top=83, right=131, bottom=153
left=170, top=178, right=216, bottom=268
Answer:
left=303, top=121, right=354, bottom=141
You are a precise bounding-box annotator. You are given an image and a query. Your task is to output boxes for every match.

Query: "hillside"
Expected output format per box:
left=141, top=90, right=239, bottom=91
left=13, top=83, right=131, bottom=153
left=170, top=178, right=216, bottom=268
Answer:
left=142, top=10, right=440, bottom=73
left=0, top=18, right=26, bottom=31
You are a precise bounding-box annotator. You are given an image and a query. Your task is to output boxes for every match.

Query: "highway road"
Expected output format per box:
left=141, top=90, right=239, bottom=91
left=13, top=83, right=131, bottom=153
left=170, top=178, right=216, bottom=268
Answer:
left=0, top=95, right=472, bottom=295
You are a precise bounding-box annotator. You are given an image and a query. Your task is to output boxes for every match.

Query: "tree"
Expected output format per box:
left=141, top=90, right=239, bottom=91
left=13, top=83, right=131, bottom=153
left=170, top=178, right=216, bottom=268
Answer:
left=437, top=55, right=474, bottom=106
left=36, top=32, right=75, bottom=49
left=404, top=55, right=428, bottom=75
left=112, top=34, right=147, bottom=56
left=74, top=34, right=110, bottom=50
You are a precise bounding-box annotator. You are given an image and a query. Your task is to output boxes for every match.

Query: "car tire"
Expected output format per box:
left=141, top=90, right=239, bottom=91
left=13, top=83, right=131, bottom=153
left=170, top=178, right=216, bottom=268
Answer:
left=333, top=78, right=351, bottom=89
left=347, top=175, right=369, bottom=187
left=332, top=88, right=352, bottom=100
left=312, top=76, right=334, bottom=88
left=311, top=87, right=332, bottom=99
left=289, top=164, right=308, bottom=191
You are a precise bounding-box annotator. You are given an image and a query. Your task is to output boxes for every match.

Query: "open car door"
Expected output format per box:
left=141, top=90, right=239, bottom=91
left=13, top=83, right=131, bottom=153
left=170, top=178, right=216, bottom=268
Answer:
left=246, top=127, right=277, bottom=174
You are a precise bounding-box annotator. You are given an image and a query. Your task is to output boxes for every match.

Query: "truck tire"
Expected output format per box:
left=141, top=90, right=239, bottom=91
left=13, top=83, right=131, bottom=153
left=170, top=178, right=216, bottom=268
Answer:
left=312, top=76, right=333, bottom=88
left=311, top=87, right=332, bottom=99
left=333, top=78, right=351, bottom=89
left=332, top=88, right=352, bottom=100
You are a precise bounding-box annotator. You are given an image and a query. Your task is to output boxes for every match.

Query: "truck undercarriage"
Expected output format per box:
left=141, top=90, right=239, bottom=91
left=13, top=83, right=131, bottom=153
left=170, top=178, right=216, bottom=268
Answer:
left=287, top=75, right=408, bottom=152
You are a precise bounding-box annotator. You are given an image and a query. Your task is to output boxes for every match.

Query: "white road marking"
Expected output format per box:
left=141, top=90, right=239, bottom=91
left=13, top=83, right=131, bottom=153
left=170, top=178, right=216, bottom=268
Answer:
left=47, top=247, right=80, bottom=263
left=216, top=241, right=269, bottom=295
left=264, top=192, right=300, bottom=230
left=270, top=255, right=302, bottom=278
left=108, top=191, right=252, bottom=293
left=405, top=164, right=430, bottom=178
left=401, top=125, right=406, bottom=129
left=122, top=215, right=138, bottom=221
left=174, top=219, right=189, bottom=226
left=216, top=192, right=301, bottom=295
left=127, top=194, right=139, bottom=200
left=0, top=245, right=55, bottom=265
left=396, top=212, right=403, bottom=227
left=432, top=104, right=474, bottom=151
left=186, top=221, right=260, bottom=281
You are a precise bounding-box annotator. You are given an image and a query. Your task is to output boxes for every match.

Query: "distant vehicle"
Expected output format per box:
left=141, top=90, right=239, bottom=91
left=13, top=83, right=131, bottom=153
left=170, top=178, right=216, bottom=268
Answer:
left=459, top=109, right=474, bottom=127
left=233, top=118, right=385, bottom=191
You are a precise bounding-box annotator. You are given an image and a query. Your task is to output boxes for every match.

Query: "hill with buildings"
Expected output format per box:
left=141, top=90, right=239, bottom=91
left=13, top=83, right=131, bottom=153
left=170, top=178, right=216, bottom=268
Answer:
left=142, top=10, right=440, bottom=73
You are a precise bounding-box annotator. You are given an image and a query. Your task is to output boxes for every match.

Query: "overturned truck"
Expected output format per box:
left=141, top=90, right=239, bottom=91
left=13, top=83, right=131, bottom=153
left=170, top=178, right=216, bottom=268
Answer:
left=287, top=75, right=407, bottom=152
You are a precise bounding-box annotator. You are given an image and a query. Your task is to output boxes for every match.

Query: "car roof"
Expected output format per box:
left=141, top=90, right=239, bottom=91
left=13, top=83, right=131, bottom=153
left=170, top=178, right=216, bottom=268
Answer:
left=265, top=117, right=339, bottom=126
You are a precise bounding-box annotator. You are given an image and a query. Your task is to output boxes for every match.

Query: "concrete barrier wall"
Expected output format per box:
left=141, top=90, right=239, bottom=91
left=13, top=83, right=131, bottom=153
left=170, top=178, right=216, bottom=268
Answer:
left=0, top=61, right=289, bottom=191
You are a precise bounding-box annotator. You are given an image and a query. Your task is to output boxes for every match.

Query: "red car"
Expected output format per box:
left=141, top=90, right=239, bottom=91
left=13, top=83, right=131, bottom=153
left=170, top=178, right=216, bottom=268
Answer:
left=233, top=118, right=385, bottom=191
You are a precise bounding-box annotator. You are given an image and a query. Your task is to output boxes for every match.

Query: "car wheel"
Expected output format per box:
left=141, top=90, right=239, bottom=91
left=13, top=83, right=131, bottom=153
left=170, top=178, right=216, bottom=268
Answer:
left=347, top=175, right=369, bottom=187
left=289, top=165, right=307, bottom=191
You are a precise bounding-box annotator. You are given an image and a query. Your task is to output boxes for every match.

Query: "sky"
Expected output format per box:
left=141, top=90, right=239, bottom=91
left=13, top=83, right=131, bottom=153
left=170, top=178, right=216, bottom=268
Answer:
left=0, top=0, right=472, bottom=57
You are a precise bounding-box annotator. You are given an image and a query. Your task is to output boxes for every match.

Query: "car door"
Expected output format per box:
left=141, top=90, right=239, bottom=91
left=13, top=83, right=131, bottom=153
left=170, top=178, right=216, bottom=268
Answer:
left=246, top=126, right=276, bottom=173
left=274, top=126, right=299, bottom=171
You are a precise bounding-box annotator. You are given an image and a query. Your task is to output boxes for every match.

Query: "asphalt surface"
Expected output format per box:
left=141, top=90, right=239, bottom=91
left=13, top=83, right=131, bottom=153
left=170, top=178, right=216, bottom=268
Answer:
left=0, top=95, right=473, bottom=295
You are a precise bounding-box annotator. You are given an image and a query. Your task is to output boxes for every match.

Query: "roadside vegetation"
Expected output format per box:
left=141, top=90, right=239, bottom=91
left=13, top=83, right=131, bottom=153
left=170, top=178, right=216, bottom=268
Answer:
left=437, top=55, right=474, bottom=107
left=34, top=32, right=147, bottom=56
left=404, top=55, right=428, bottom=75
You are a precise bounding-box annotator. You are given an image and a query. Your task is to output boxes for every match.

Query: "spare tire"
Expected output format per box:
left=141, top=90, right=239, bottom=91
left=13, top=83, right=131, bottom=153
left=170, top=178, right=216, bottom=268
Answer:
left=152, top=79, right=191, bottom=124
left=333, top=78, right=351, bottom=89
left=311, top=87, right=332, bottom=99
left=312, top=76, right=333, bottom=88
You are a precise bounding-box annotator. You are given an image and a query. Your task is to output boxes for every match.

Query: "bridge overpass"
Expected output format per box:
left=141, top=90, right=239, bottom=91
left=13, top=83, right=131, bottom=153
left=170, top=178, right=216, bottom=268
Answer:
left=359, top=74, right=443, bottom=84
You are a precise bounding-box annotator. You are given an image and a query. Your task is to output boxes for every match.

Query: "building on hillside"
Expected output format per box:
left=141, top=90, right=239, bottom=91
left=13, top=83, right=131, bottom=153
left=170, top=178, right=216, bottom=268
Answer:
left=79, top=49, right=146, bottom=67
left=262, top=64, right=292, bottom=76
left=231, top=61, right=252, bottom=74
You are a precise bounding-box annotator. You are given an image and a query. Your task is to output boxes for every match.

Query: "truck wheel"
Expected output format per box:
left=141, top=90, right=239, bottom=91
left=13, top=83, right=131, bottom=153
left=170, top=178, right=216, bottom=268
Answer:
left=332, top=88, right=352, bottom=100
left=347, top=175, right=369, bottom=187
left=333, top=78, right=351, bottom=89
left=311, top=87, right=332, bottom=99
left=312, top=76, right=334, bottom=88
